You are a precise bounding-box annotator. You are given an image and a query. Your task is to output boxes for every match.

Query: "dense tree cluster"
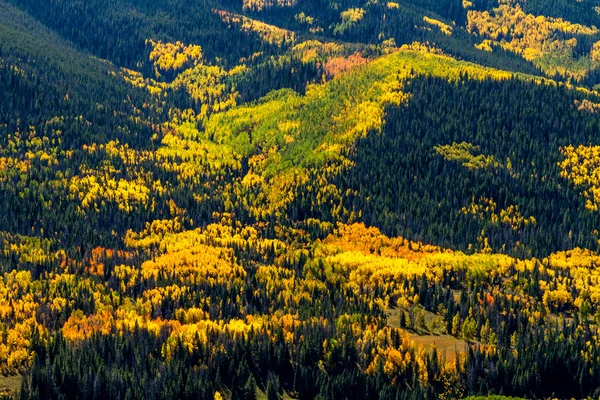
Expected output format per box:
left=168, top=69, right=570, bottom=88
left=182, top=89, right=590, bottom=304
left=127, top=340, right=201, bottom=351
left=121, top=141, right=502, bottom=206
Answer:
left=1, top=0, right=600, bottom=398
left=467, top=0, right=600, bottom=81
left=329, top=74, right=600, bottom=257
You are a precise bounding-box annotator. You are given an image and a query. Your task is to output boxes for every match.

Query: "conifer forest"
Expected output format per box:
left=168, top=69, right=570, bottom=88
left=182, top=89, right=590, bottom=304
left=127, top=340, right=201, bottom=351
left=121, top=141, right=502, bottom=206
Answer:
left=3, top=0, right=600, bottom=398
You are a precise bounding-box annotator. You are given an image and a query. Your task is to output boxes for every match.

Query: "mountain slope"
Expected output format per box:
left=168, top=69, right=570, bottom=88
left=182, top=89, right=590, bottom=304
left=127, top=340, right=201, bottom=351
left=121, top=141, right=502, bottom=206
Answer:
left=2, top=0, right=600, bottom=399
left=0, top=0, right=165, bottom=246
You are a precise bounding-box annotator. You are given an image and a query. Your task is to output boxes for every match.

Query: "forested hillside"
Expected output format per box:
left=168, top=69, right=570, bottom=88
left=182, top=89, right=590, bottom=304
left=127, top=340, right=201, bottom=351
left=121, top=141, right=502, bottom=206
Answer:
left=2, top=0, right=600, bottom=398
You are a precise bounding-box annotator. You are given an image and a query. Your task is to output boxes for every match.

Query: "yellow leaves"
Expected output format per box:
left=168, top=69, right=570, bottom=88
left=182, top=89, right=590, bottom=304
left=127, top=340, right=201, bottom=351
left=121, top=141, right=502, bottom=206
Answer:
left=228, top=64, right=247, bottom=77
left=255, top=265, right=297, bottom=307
left=70, top=141, right=167, bottom=214
left=434, top=142, right=499, bottom=170
left=277, top=120, right=300, bottom=135
left=467, top=3, right=598, bottom=76
left=9, top=217, right=600, bottom=382
left=172, top=64, right=238, bottom=117
left=333, top=8, right=366, bottom=35
left=173, top=308, right=207, bottom=324
left=423, top=16, right=453, bottom=36
left=177, top=48, right=519, bottom=220
left=545, top=248, right=600, bottom=269
left=542, top=286, right=571, bottom=310
left=499, top=205, right=536, bottom=230
left=541, top=249, right=600, bottom=309
left=398, top=42, right=447, bottom=56
left=140, top=243, right=245, bottom=287
left=242, top=172, right=264, bottom=188
left=214, top=10, right=295, bottom=45
left=323, top=223, right=439, bottom=259
left=317, top=224, right=440, bottom=296
left=125, top=218, right=184, bottom=249
left=381, top=38, right=397, bottom=50
left=127, top=222, right=285, bottom=293
left=364, top=330, right=425, bottom=381
left=294, top=12, right=315, bottom=26
left=291, top=40, right=349, bottom=64
left=0, top=234, right=56, bottom=269
left=7, top=39, right=600, bottom=384
left=0, top=319, right=37, bottom=373
left=559, top=145, right=600, bottom=211
left=241, top=0, right=297, bottom=12
left=575, top=99, right=600, bottom=114
left=345, top=101, right=384, bottom=139
left=68, top=174, right=153, bottom=213
left=317, top=223, right=519, bottom=303
left=475, top=40, right=494, bottom=52
left=63, top=307, right=170, bottom=341
left=62, top=310, right=93, bottom=341
left=143, top=286, right=188, bottom=309
left=86, top=140, right=154, bottom=165
left=340, top=8, right=366, bottom=24
left=158, top=129, right=236, bottom=181
left=144, top=41, right=241, bottom=119
left=0, top=269, right=47, bottom=374
left=162, top=318, right=258, bottom=359
left=119, top=68, right=167, bottom=96
left=160, top=313, right=303, bottom=360
left=50, top=297, right=67, bottom=313
left=148, top=40, right=203, bottom=74
left=330, top=252, right=429, bottom=292
left=592, top=41, right=600, bottom=62
left=0, top=157, right=30, bottom=180
left=461, top=197, right=535, bottom=231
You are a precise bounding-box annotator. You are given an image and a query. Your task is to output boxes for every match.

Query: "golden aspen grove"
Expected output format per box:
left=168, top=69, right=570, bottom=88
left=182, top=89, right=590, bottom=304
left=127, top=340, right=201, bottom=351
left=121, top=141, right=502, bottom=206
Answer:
left=3, top=0, right=600, bottom=399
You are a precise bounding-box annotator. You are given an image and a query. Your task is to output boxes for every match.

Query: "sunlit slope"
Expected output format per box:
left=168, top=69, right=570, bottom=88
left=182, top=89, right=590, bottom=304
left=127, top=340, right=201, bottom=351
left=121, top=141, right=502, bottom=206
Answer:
left=11, top=217, right=600, bottom=398
left=159, top=44, right=600, bottom=257
left=2, top=0, right=599, bottom=259
left=467, top=0, right=600, bottom=80
left=176, top=48, right=522, bottom=217
left=0, top=1, right=163, bottom=244
left=2, top=2, right=600, bottom=397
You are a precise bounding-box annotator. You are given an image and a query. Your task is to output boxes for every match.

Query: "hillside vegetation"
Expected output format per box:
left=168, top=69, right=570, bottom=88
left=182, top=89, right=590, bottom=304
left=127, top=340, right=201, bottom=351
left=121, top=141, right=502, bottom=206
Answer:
left=1, top=0, right=600, bottom=399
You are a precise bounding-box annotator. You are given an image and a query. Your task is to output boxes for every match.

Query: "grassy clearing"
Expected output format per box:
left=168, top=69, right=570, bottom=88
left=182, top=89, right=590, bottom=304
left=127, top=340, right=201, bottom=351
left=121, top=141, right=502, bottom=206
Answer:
left=0, top=375, right=21, bottom=398
left=407, top=333, right=468, bottom=360
left=387, top=306, right=468, bottom=360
